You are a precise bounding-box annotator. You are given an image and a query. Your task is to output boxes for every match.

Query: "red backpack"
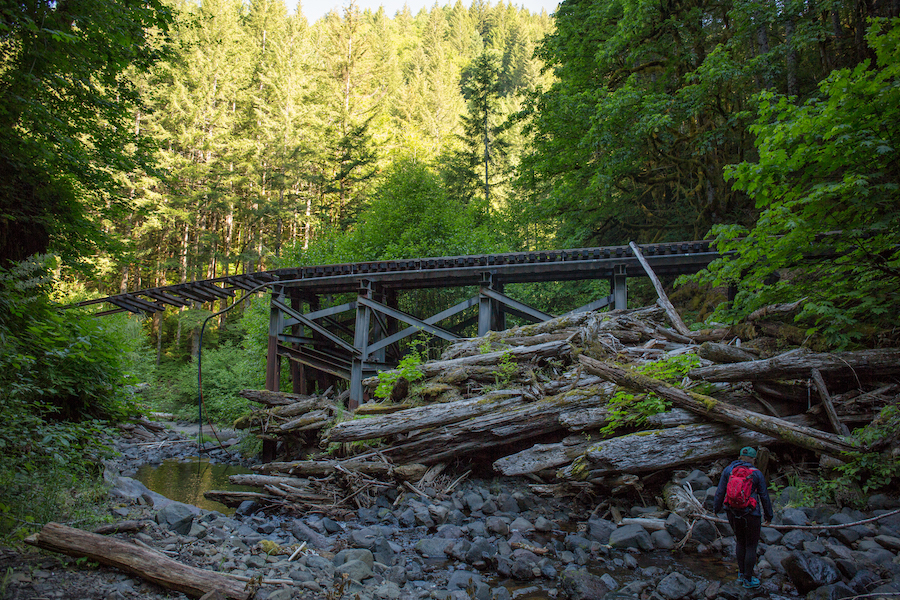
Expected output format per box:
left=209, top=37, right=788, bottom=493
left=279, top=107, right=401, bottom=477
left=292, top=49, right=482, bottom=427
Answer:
left=724, top=466, right=758, bottom=510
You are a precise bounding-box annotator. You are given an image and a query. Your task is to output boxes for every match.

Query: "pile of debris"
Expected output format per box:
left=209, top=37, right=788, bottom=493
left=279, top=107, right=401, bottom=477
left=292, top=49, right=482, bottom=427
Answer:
left=220, top=296, right=900, bottom=513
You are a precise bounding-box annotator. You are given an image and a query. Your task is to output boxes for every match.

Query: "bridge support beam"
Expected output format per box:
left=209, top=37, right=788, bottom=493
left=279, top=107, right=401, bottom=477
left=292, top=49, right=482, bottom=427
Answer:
left=478, top=272, right=505, bottom=336
left=612, top=264, right=627, bottom=310
left=349, top=280, right=373, bottom=410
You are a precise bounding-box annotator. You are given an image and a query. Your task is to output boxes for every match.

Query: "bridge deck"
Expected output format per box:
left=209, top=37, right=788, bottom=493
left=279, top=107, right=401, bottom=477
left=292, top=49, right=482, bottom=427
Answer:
left=77, top=240, right=716, bottom=315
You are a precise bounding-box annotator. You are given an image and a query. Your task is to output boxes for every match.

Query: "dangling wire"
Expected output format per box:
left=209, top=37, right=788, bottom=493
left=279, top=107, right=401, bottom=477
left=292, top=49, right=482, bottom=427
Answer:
left=196, top=278, right=305, bottom=462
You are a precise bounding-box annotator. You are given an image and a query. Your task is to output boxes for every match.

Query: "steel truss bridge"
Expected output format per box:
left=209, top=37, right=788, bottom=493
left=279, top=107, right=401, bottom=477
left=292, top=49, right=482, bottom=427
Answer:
left=78, top=240, right=719, bottom=407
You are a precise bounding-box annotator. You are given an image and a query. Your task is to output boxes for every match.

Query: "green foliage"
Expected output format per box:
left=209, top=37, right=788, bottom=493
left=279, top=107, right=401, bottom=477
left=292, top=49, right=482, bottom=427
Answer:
left=690, top=18, right=900, bottom=348
left=600, top=354, right=701, bottom=435
left=493, top=351, right=518, bottom=386
left=146, top=342, right=261, bottom=425
left=837, top=403, right=900, bottom=493
left=0, top=0, right=173, bottom=267
left=0, top=257, right=132, bottom=541
left=374, top=347, right=426, bottom=400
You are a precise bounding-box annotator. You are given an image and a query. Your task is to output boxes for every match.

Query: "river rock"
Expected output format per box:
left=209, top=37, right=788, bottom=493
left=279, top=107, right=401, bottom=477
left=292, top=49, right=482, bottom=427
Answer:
left=558, top=568, right=610, bottom=600
left=509, top=548, right=541, bottom=580
left=651, top=529, right=675, bottom=550
left=760, top=526, right=782, bottom=545
left=155, top=502, right=196, bottom=535
left=586, top=518, right=615, bottom=544
left=781, top=529, right=816, bottom=549
left=609, top=524, right=652, bottom=551
left=656, top=572, right=696, bottom=600
left=465, top=537, right=498, bottom=569
left=664, top=513, right=688, bottom=539
left=782, top=551, right=840, bottom=595
left=291, top=521, right=331, bottom=550
left=780, top=508, right=810, bottom=526
left=415, top=538, right=453, bottom=558
left=868, top=495, right=900, bottom=510
left=805, top=582, right=855, bottom=600
left=486, top=516, right=509, bottom=536
left=448, top=570, right=489, bottom=599
left=336, top=559, right=373, bottom=582
left=874, top=534, right=900, bottom=551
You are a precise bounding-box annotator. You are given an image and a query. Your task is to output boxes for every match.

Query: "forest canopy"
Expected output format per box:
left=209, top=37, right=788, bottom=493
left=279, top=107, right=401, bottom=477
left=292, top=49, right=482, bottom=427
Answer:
left=0, top=0, right=897, bottom=349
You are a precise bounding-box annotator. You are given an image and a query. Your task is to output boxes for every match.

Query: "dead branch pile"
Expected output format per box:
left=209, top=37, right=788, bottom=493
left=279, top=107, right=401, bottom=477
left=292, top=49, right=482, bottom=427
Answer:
left=220, top=297, right=900, bottom=512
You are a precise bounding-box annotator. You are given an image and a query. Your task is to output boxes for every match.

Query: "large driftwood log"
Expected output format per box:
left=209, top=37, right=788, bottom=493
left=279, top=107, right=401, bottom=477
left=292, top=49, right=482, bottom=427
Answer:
left=252, top=459, right=428, bottom=482
left=239, top=389, right=317, bottom=406
left=494, top=434, right=601, bottom=476
left=698, top=342, right=758, bottom=364
left=688, top=348, right=900, bottom=382
left=327, top=390, right=525, bottom=443
left=559, top=421, right=801, bottom=480
left=233, top=397, right=324, bottom=429
left=420, top=340, right=572, bottom=378
left=578, top=355, right=859, bottom=456
left=390, top=384, right=617, bottom=464
left=25, top=522, right=250, bottom=599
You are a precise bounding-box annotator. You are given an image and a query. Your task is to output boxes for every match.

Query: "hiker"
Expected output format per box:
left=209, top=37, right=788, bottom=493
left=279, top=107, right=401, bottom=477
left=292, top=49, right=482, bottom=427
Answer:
left=712, top=446, right=774, bottom=589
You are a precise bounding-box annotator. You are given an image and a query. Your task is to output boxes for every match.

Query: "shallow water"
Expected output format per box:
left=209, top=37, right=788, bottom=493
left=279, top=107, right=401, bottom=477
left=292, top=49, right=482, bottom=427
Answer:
left=135, top=458, right=255, bottom=514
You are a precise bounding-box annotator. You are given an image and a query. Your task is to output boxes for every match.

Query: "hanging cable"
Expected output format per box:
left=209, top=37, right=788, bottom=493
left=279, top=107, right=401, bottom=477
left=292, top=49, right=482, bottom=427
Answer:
left=196, top=278, right=305, bottom=461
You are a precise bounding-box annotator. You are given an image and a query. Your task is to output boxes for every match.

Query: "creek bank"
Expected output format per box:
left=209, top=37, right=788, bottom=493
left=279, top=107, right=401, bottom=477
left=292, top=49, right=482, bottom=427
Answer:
left=8, top=418, right=900, bottom=600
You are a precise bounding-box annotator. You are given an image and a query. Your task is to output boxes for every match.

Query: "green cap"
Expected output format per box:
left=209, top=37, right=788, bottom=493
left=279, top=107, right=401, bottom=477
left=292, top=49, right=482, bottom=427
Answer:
left=740, top=447, right=757, bottom=458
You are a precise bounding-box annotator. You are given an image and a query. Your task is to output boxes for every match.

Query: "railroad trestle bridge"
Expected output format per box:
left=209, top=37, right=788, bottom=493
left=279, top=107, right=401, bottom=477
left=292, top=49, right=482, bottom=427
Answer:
left=79, top=241, right=719, bottom=407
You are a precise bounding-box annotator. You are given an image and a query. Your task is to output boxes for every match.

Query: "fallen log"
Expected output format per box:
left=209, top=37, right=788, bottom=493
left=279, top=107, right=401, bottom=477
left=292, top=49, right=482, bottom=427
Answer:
left=578, top=355, right=859, bottom=456
left=390, top=385, right=615, bottom=464
left=688, top=347, right=900, bottom=382
left=811, top=367, right=851, bottom=436
left=233, top=398, right=323, bottom=429
left=559, top=421, right=804, bottom=481
left=629, top=242, right=692, bottom=337
left=418, top=340, right=572, bottom=378
left=494, top=434, right=599, bottom=476
left=327, top=390, right=525, bottom=443
left=239, top=389, right=317, bottom=406
left=697, top=342, right=758, bottom=364
left=203, top=490, right=281, bottom=507
left=25, top=522, right=251, bottom=599
left=252, top=460, right=428, bottom=482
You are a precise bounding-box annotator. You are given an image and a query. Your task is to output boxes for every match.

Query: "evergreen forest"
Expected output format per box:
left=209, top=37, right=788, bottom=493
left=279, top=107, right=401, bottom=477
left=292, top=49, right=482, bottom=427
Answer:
left=0, top=0, right=898, bottom=537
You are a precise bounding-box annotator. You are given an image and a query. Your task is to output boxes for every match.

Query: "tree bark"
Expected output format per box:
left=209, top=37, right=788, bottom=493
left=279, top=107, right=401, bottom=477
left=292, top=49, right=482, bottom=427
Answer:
left=25, top=523, right=250, bottom=599
left=578, top=355, right=858, bottom=456
left=688, top=348, right=900, bottom=382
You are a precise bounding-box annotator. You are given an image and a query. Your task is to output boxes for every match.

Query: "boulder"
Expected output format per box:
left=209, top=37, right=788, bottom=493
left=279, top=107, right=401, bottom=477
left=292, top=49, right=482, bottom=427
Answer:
left=586, top=518, right=615, bottom=544
left=155, top=502, right=195, bottom=535
left=804, top=582, right=855, bottom=600
left=609, top=524, right=653, bottom=551
left=558, top=568, right=610, bottom=600
left=782, top=551, right=840, bottom=595
left=656, top=572, right=696, bottom=600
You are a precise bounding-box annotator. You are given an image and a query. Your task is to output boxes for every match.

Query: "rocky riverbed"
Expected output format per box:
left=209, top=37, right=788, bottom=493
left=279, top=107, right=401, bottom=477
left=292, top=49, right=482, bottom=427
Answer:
left=3, top=421, right=900, bottom=600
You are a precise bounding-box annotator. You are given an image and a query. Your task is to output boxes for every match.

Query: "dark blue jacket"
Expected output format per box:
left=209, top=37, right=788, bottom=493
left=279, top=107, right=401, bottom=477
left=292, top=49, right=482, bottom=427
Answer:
left=713, top=459, right=774, bottom=520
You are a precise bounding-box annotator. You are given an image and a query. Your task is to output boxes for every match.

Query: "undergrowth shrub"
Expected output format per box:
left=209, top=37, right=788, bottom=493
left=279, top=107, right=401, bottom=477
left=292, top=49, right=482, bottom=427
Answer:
left=0, top=256, right=131, bottom=542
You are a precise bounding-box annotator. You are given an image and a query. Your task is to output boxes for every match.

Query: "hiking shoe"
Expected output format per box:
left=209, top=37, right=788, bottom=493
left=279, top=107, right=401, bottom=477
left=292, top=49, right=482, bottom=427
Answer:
left=742, top=576, right=761, bottom=589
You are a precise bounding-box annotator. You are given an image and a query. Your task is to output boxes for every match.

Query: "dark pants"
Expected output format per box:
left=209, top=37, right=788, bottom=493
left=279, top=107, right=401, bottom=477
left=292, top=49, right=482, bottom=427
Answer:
left=726, top=511, right=761, bottom=578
